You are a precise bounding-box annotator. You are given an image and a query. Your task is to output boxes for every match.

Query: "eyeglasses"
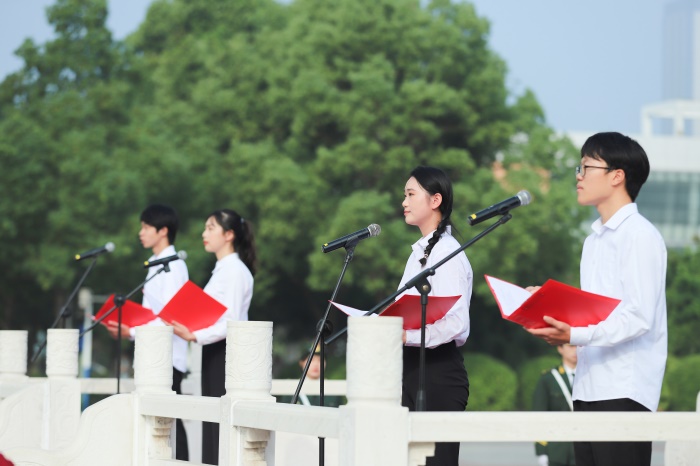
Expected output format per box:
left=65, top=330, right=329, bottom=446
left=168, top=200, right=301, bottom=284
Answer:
left=575, top=164, right=614, bottom=177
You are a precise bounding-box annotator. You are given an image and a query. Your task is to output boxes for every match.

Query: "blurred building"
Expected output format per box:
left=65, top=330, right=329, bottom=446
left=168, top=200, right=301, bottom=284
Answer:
left=565, top=0, right=700, bottom=249
left=569, top=102, right=700, bottom=249
left=662, top=0, right=700, bottom=102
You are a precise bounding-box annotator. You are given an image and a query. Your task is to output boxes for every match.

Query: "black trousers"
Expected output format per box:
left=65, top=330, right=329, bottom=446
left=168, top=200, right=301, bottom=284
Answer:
left=201, top=340, right=226, bottom=465
left=573, top=398, right=652, bottom=466
left=172, top=368, right=189, bottom=461
left=402, top=342, right=469, bottom=466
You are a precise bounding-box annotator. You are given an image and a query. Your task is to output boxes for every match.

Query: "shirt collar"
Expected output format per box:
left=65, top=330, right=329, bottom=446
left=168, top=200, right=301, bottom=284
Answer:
left=151, top=244, right=176, bottom=260
left=563, top=365, right=575, bottom=378
left=411, top=226, right=451, bottom=254
left=591, top=203, right=638, bottom=235
left=212, top=252, right=239, bottom=274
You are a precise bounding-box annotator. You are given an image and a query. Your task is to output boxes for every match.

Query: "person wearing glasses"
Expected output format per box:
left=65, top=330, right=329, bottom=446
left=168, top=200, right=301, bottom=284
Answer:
left=526, top=132, right=667, bottom=466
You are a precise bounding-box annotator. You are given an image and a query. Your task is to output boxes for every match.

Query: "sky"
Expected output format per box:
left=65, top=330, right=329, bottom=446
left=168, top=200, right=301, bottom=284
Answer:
left=0, top=0, right=676, bottom=135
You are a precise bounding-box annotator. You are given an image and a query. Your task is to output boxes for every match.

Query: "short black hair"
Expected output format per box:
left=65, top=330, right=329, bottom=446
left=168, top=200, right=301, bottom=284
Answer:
left=140, top=204, right=179, bottom=244
left=581, top=132, right=650, bottom=201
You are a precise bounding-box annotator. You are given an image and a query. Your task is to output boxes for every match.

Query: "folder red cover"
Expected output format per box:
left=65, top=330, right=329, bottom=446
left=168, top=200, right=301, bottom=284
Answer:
left=93, top=294, right=156, bottom=327
left=485, top=275, right=621, bottom=329
left=330, top=294, right=461, bottom=330
left=157, top=281, right=227, bottom=331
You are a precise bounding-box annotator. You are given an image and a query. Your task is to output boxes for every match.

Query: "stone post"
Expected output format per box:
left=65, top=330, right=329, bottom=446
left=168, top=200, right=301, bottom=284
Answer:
left=133, top=326, right=175, bottom=463
left=0, top=330, right=28, bottom=381
left=339, top=316, right=410, bottom=466
left=43, top=329, right=81, bottom=450
left=220, top=321, right=274, bottom=465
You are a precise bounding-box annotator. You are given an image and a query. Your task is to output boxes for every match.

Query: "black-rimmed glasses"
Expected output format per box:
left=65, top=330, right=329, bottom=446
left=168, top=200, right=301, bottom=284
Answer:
left=575, top=165, right=614, bottom=177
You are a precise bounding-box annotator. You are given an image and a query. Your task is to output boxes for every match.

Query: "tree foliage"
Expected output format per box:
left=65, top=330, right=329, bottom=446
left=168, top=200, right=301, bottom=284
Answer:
left=1, top=0, right=590, bottom=368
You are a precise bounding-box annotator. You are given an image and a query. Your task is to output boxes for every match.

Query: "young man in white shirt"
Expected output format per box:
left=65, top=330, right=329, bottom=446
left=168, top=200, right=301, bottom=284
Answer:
left=106, top=204, right=190, bottom=460
left=527, top=132, right=667, bottom=466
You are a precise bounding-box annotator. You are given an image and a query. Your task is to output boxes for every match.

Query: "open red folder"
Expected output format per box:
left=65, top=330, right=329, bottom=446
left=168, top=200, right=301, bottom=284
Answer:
left=330, top=294, right=461, bottom=330
left=485, top=275, right=621, bottom=329
left=157, top=281, right=227, bottom=331
left=93, top=295, right=156, bottom=327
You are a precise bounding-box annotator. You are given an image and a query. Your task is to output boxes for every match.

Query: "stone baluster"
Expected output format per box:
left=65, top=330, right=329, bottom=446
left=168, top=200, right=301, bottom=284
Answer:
left=43, top=329, right=81, bottom=450
left=133, top=326, right=175, bottom=463
left=0, top=330, right=28, bottom=381
left=220, top=320, right=274, bottom=466
left=339, top=316, right=414, bottom=466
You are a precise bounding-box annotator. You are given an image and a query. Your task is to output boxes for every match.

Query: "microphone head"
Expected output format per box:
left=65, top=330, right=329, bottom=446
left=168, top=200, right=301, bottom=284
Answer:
left=516, top=190, right=532, bottom=206
left=105, top=242, right=116, bottom=253
left=367, top=224, right=381, bottom=237
left=177, top=250, right=188, bottom=260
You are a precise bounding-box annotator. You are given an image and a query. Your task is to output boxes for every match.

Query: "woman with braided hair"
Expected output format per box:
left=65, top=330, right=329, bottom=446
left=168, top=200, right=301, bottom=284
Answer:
left=399, top=166, right=472, bottom=466
left=171, top=209, right=256, bottom=465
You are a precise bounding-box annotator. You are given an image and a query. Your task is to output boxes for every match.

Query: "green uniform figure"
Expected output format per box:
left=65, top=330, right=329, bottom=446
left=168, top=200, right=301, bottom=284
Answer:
left=532, top=344, right=577, bottom=466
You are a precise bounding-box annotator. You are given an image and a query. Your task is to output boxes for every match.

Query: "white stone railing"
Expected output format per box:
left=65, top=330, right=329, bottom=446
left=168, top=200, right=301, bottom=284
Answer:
left=0, top=329, right=81, bottom=451
left=2, top=320, right=700, bottom=466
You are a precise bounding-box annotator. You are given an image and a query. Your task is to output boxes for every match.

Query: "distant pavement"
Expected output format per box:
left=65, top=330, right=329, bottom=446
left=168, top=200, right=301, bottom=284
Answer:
left=459, top=441, right=665, bottom=465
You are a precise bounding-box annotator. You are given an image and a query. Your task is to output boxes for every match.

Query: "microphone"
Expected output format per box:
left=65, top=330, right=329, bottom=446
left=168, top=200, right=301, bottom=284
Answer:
left=75, top=242, right=115, bottom=261
left=322, top=224, right=381, bottom=253
left=144, top=250, right=187, bottom=268
left=468, top=190, right=532, bottom=226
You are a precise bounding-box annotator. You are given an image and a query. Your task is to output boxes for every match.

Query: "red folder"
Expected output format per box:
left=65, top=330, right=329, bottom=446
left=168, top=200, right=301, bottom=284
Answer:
left=330, top=294, right=461, bottom=330
left=93, top=295, right=156, bottom=327
left=157, top=281, right=227, bottom=331
left=485, top=275, right=621, bottom=329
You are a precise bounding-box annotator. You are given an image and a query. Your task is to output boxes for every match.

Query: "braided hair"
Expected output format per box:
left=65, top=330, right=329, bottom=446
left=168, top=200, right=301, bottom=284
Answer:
left=409, top=166, right=454, bottom=267
left=209, top=209, right=257, bottom=276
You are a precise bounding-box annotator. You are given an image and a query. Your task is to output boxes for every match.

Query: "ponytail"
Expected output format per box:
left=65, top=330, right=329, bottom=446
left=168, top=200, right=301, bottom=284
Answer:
left=209, top=209, right=258, bottom=276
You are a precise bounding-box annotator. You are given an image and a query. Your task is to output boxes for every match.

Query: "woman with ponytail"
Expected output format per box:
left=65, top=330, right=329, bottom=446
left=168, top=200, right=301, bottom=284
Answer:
left=399, top=166, right=472, bottom=466
left=171, top=209, right=256, bottom=465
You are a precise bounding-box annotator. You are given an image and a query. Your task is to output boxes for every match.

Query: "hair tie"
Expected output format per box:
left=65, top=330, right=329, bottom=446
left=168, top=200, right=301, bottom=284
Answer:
left=240, top=217, right=245, bottom=224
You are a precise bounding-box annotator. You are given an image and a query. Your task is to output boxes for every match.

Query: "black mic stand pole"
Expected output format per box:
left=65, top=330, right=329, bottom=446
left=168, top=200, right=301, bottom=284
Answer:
left=30, top=256, right=99, bottom=364
left=291, top=237, right=360, bottom=466
left=327, top=213, right=513, bottom=410
left=80, top=264, right=171, bottom=394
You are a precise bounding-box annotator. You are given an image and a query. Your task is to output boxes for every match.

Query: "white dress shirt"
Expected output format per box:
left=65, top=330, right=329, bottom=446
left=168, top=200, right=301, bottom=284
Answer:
left=570, top=203, right=667, bottom=411
left=397, top=227, right=472, bottom=348
left=193, top=252, right=253, bottom=346
left=140, top=245, right=189, bottom=373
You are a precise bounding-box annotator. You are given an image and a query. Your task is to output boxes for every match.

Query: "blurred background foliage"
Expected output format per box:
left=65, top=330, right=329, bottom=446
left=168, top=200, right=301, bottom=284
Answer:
left=1, top=0, right=697, bottom=410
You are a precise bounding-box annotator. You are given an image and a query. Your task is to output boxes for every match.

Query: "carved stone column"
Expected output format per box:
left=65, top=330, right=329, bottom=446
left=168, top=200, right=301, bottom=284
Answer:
left=0, top=330, right=28, bottom=380
left=345, top=316, right=403, bottom=406
left=221, top=321, right=274, bottom=465
left=134, top=326, right=174, bottom=461
left=46, top=329, right=79, bottom=378
left=43, top=329, right=80, bottom=449
left=134, top=326, right=174, bottom=395
left=340, top=316, right=411, bottom=466
left=225, top=321, right=273, bottom=400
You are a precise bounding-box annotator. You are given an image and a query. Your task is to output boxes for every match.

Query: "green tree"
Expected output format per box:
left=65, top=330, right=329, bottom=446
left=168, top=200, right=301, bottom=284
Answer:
left=666, top=246, right=700, bottom=356
left=464, top=352, right=517, bottom=410
left=1, top=0, right=588, bottom=371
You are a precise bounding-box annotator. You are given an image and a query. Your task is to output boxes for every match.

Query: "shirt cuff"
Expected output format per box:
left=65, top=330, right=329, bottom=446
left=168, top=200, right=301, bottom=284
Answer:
left=570, top=326, right=592, bottom=346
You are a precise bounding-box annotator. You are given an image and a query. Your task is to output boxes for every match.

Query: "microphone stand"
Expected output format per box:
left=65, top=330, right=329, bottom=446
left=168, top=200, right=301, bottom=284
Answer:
left=327, top=213, right=513, bottom=410
left=292, top=237, right=360, bottom=466
left=30, top=256, right=99, bottom=364
left=80, top=264, right=171, bottom=394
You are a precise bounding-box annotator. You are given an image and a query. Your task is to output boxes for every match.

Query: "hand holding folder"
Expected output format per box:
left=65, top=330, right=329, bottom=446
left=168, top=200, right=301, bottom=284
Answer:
left=157, top=281, right=227, bottom=331
left=94, top=295, right=156, bottom=327
left=330, top=294, right=460, bottom=330
left=485, top=275, right=621, bottom=329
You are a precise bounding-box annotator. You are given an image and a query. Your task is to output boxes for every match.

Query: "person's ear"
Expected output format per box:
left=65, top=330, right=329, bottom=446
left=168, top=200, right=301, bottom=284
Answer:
left=611, top=168, right=626, bottom=188
left=224, top=229, right=235, bottom=243
left=432, top=193, right=443, bottom=210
